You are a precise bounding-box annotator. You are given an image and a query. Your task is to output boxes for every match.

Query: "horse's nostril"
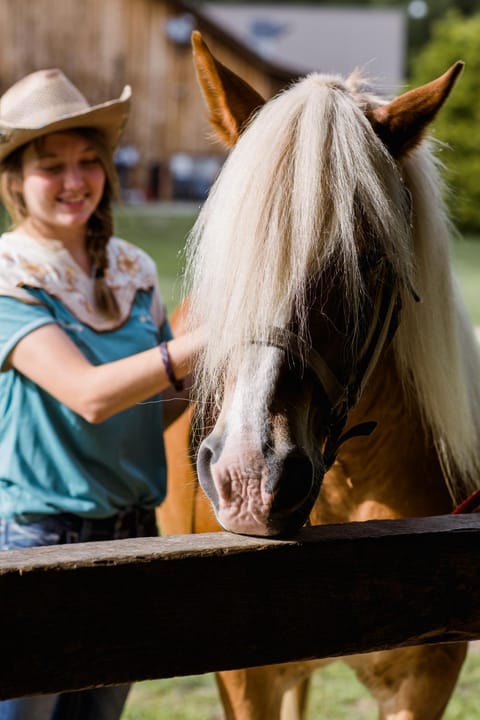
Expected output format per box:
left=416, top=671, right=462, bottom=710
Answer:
left=198, top=434, right=222, bottom=467
left=270, top=453, right=314, bottom=512
left=196, top=439, right=221, bottom=509
left=197, top=440, right=214, bottom=483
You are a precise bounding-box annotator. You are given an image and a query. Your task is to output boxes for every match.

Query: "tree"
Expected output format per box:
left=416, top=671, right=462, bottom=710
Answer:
left=406, top=0, right=480, bottom=67
left=410, top=11, right=480, bottom=232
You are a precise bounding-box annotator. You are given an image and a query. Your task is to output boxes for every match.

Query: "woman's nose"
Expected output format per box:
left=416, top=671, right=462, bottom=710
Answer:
left=63, top=165, right=85, bottom=189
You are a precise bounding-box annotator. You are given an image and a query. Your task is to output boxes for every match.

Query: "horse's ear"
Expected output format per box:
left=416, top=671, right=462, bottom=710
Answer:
left=191, top=30, right=266, bottom=147
left=367, top=61, right=464, bottom=158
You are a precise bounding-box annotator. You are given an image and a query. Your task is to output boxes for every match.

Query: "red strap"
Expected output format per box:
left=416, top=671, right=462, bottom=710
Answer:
left=451, top=488, right=480, bottom=514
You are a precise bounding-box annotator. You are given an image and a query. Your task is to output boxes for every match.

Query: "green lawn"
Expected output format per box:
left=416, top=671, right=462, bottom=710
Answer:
left=116, top=204, right=480, bottom=719
left=123, top=647, right=480, bottom=720
left=114, top=202, right=199, bottom=313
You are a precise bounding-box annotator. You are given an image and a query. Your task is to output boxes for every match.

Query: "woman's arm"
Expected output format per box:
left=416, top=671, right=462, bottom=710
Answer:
left=7, top=323, right=203, bottom=423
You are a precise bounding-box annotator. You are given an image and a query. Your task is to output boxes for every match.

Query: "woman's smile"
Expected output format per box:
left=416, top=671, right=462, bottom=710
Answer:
left=13, top=131, right=106, bottom=245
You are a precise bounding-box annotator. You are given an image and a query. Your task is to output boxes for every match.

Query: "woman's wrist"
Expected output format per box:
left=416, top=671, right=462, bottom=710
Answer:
left=159, top=341, right=184, bottom=392
left=160, top=328, right=205, bottom=390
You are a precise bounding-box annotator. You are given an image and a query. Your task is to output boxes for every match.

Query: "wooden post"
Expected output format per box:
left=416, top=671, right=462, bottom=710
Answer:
left=1, top=514, right=480, bottom=699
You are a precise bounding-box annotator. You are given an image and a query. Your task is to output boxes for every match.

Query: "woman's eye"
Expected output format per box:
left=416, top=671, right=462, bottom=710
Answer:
left=81, top=158, right=100, bottom=167
left=41, top=165, right=63, bottom=174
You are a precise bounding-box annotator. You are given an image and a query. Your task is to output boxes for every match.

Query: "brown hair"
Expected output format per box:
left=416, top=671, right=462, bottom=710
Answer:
left=0, top=127, right=120, bottom=319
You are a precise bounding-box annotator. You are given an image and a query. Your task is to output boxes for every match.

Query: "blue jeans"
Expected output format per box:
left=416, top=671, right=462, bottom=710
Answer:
left=0, top=509, right=158, bottom=720
left=0, top=688, right=131, bottom=720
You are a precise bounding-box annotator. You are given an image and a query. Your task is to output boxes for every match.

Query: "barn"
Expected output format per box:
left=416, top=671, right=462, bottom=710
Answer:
left=0, top=0, right=405, bottom=199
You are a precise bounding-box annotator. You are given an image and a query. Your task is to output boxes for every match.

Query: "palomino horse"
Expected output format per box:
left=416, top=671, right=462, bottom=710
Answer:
left=158, top=32, right=480, bottom=719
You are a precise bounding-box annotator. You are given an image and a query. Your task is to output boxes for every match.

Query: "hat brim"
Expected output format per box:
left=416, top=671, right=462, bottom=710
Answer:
left=0, top=85, right=131, bottom=163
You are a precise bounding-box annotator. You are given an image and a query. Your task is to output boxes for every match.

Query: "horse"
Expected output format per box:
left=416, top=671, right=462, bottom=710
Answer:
left=158, top=31, right=480, bottom=720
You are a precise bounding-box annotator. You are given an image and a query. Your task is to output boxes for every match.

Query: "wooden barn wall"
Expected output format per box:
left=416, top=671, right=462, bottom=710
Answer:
left=0, top=0, right=287, bottom=199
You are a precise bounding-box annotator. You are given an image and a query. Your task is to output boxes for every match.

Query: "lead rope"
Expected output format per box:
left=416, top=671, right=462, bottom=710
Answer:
left=452, top=488, right=480, bottom=515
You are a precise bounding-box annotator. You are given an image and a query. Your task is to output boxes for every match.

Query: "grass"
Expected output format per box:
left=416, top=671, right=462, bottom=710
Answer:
left=122, top=675, right=223, bottom=720
left=122, top=649, right=480, bottom=719
left=116, top=204, right=480, bottom=719
left=114, top=202, right=199, bottom=313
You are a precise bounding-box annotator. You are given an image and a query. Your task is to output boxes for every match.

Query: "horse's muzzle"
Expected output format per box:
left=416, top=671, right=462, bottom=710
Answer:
left=196, top=436, right=321, bottom=537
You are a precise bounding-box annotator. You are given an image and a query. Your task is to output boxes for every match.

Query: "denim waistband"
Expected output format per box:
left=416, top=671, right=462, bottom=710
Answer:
left=13, top=506, right=158, bottom=543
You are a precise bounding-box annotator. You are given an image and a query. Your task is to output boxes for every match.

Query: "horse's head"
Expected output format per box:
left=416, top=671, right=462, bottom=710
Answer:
left=187, top=32, right=463, bottom=537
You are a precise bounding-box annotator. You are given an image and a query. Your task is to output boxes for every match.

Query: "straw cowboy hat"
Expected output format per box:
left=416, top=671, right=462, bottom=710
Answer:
left=0, top=68, right=131, bottom=162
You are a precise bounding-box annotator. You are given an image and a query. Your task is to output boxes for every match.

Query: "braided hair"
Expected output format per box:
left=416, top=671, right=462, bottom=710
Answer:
left=0, top=127, right=121, bottom=319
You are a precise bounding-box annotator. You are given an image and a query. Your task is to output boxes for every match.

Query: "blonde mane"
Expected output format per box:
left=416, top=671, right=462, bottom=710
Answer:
left=186, top=71, right=480, bottom=503
left=396, top=145, right=480, bottom=500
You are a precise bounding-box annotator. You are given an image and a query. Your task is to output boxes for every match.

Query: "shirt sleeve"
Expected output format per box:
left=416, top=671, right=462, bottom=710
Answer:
left=0, top=296, right=57, bottom=371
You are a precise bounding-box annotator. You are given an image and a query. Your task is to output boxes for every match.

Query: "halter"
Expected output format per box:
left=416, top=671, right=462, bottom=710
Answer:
left=189, top=258, right=407, bottom=533
left=252, top=256, right=403, bottom=471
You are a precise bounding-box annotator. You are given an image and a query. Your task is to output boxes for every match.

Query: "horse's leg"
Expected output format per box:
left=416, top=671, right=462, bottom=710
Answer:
left=345, top=643, right=468, bottom=720
left=216, top=668, right=284, bottom=720
left=280, top=678, right=311, bottom=720
left=216, top=660, right=325, bottom=720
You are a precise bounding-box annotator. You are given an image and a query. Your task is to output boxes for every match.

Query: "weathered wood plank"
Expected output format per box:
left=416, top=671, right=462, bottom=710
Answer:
left=1, top=514, right=480, bottom=699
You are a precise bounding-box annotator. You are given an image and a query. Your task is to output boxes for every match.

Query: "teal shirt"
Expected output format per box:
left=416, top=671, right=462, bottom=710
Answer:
left=0, top=288, right=172, bottom=520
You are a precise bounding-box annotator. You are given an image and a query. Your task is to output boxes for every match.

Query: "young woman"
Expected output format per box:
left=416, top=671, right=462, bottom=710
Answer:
left=0, top=68, right=202, bottom=720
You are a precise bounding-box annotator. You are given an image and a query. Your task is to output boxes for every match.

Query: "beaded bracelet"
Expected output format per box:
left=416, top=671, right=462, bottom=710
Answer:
left=159, top=341, right=184, bottom=392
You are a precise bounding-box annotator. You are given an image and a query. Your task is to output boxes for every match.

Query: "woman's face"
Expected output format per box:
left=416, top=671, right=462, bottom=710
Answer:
left=14, top=131, right=106, bottom=241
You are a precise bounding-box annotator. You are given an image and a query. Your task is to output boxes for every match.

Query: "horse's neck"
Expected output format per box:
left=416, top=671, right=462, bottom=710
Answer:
left=311, top=347, right=453, bottom=525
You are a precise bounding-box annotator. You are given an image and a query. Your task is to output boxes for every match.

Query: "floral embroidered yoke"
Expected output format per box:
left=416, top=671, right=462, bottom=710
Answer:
left=0, top=231, right=164, bottom=331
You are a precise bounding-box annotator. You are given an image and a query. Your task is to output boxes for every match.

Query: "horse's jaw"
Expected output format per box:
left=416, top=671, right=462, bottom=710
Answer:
left=196, top=429, right=322, bottom=538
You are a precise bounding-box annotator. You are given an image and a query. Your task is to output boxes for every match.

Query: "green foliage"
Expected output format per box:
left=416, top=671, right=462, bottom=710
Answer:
left=406, top=0, right=480, bottom=62
left=409, top=11, right=480, bottom=232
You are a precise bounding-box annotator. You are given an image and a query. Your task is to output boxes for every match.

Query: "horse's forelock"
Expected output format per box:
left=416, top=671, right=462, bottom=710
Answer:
left=186, top=73, right=413, bottom=395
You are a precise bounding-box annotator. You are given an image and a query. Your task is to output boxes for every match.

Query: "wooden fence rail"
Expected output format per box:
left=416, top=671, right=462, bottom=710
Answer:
left=1, top=514, right=480, bottom=699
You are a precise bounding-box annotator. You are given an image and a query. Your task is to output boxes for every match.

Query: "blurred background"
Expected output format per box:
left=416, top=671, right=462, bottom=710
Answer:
left=2, top=2, right=479, bottom=717
left=2, top=0, right=479, bottom=232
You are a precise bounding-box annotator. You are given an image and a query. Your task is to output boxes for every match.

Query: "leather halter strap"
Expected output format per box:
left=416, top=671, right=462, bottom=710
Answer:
left=251, top=258, right=402, bottom=469
left=253, top=258, right=400, bottom=411
left=253, top=326, right=346, bottom=408
left=320, top=260, right=402, bottom=468
left=350, top=259, right=400, bottom=403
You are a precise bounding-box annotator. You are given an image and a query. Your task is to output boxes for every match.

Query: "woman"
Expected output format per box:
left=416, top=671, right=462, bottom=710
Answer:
left=0, top=68, right=202, bottom=720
